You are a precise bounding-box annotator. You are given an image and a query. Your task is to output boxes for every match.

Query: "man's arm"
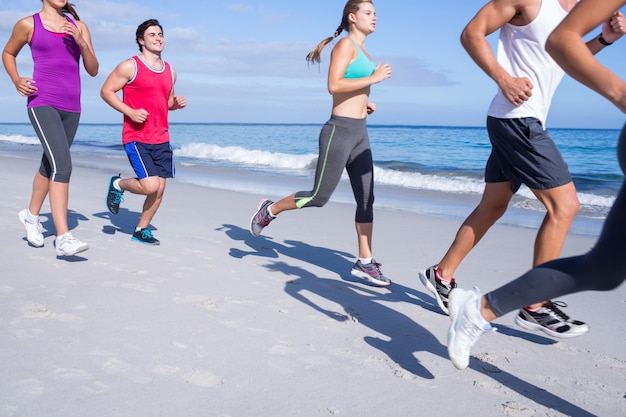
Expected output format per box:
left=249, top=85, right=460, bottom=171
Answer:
left=167, top=67, right=186, bottom=111
left=100, top=59, right=150, bottom=123
left=460, top=0, right=534, bottom=106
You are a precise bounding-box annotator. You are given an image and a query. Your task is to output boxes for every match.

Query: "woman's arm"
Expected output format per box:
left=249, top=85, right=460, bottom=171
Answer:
left=69, top=20, right=99, bottom=77
left=1, top=17, right=37, bottom=96
left=327, top=37, right=390, bottom=95
left=546, top=0, right=626, bottom=112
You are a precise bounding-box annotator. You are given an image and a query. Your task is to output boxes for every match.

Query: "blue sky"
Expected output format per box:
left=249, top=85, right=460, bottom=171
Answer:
left=0, top=0, right=624, bottom=128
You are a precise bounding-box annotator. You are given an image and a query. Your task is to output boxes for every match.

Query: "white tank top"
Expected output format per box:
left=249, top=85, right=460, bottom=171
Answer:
left=487, top=0, right=568, bottom=127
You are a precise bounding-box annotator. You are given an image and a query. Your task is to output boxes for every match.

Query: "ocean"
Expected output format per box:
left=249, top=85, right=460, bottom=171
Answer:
left=1, top=122, right=623, bottom=236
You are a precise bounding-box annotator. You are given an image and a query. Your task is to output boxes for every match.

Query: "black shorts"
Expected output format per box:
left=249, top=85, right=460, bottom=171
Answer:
left=485, top=116, right=572, bottom=192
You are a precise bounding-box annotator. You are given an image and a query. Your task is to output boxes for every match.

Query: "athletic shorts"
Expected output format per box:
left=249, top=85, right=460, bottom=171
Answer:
left=485, top=116, right=572, bottom=193
left=124, top=141, right=175, bottom=180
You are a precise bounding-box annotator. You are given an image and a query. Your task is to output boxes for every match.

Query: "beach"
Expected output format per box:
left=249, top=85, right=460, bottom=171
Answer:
left=1, top=152, right=625, bottom=417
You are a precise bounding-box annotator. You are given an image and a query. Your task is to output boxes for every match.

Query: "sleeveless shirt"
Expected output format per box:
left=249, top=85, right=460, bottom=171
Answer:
left=487, top=0, right=568, bottom=127
left=122, top=55, right=173, bottom=145
left=28, top=13, right=81, bottom=112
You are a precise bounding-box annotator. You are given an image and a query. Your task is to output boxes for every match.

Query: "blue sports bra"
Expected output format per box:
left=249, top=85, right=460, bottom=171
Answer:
left=343, top=38, right=375, bottom=79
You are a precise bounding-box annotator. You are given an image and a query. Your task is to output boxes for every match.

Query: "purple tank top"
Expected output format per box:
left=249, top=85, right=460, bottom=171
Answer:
left=27, top=13, right=81, bottom=112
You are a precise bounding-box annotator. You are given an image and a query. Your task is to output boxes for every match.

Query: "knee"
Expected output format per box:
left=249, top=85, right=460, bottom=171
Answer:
left=140, top=178, right=161, bottom=195
left=52, top=168, right=72, bottom=183
left=477, top=200, right=508, bottom=221
left=306, top=195, right=329, bottom=208
left=551, top=194, right=580, bottom=222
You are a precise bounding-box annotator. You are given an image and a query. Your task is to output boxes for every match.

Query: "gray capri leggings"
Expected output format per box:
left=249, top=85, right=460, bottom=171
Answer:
left=294, top=114, right=375, bottom=223
left=28, top=106, right=80, bottom=184
left=486, top=123, right=626, bottom=316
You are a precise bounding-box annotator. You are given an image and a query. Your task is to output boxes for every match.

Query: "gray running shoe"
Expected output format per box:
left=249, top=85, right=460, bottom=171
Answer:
left=18, top=209, right=44, bottom=247
left=250, top=199, right=275, bottom=236
left=419, top=265, right=457, bottom=315
left=350, top=259, right=391, bottom=287
left=514, top=301, right=589, bottom=338
left=448, top=287, right=494, bottom=370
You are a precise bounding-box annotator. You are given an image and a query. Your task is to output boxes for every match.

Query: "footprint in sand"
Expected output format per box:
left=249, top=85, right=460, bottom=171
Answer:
left=182, top=369, right=223, bottom=388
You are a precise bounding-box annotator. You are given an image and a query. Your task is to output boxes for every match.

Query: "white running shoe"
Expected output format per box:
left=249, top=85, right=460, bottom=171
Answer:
left=18, top=209, right=44, bottom=247
left=447, top=287, right=494, bottom=370
left=55, top=232, right=89, bottom=256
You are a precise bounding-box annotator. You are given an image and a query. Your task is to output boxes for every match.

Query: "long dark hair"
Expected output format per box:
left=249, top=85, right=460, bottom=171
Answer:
left=306, top=0, right=373, bottom=64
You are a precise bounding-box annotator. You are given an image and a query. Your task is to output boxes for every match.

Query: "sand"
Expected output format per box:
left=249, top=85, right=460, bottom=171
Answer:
left=1, top=153, right=624, bottom=417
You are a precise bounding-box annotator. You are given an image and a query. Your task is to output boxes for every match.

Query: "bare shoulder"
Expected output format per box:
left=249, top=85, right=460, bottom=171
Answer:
left=503, top=0, right=543, bottom=25
left=332, top=36, right=356, bottom=55
left=557, top=0, right=579, bottom=12
left=114, top=58, right=137, bottom=78
left=75, top=20, right=90, bottom=31
left=13, top=15, right=34, bottom=33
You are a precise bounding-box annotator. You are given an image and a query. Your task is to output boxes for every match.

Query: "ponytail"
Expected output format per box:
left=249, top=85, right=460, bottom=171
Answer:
left=305, top=0, right=372, bottom=64
left=63, top=2, right=81, bottom=21
left=306, top=26, right=343, bottom=64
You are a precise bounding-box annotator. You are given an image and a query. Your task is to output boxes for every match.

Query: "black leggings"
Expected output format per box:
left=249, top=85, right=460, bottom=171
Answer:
left=294, top=115, right=375, bottom=223
left=486, top=123, right=626, bottom=316
left=28, top=106, right=80, bottom=184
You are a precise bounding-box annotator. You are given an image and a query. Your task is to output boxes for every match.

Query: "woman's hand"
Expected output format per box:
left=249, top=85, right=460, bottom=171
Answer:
left=372, top=63, right=392, bottom=83
left=14, top=77, right=37, bottom=96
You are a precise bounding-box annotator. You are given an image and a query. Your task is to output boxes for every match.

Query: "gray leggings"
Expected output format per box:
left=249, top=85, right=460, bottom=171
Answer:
left=294, top=115, right=374, bottom=223
left=28, top=106, right=80, bottom=184
left=486, top=123, right=626, bottom=316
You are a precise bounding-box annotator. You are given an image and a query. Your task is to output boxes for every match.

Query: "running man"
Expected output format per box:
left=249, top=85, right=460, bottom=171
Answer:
left=101, top=19, right=186, bottom=245
left=419, top=0, right=623, bottom=339
left=447, top=0, right=626, bottom=370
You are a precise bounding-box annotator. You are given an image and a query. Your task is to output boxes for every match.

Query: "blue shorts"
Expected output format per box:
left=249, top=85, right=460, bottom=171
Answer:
left=124, top=141, right=175, bottom=180
left=485, top=116, right=572, bottom=193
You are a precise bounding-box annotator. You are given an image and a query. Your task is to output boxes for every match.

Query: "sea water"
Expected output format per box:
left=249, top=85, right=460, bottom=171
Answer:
left=1, top=122, right=622, bottom=236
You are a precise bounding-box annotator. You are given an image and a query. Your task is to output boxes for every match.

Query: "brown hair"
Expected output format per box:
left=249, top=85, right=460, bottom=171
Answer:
left=135, top=19, right=164, bottom=52
left=42, top=0, right=81, bottom=20
left=306, top=0, right=373, bottom=64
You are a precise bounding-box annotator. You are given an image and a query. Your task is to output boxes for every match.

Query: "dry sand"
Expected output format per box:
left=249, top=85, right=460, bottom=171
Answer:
left=1, top=154, right=624, bottom=416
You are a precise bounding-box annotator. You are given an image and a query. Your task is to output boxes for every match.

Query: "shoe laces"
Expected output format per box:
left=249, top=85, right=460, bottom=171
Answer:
left=434, top=266, right=456, bottom=289
left=462, top=319, right=488, bottom=341
left=111, top=189, right=124, bottom=204
left=30, top=220, right=44, bottom=234
left=257, top=208, right=273, bottom=227
left=25, top=216, right=44, bottom=232
left=141, top=229, right=154, bottom=239
left=542, top=301, right=570, bottom=321
left=60, top=232, right=79, bottom=245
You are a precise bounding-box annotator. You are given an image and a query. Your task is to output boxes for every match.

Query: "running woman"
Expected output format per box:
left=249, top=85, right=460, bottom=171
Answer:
left=2, top=0, right=99, bottom=257
left=249, top=0, right=393, bottom=287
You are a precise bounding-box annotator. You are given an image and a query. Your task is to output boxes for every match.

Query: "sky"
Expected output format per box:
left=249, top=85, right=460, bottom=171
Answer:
left=0, top=0, right=624, bottom=129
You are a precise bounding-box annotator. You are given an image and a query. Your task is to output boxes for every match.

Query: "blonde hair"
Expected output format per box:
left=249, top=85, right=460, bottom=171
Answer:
left=306, top=0, right=373, bottom=64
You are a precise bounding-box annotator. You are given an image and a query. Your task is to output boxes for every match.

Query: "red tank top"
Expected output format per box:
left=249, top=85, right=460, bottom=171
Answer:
left=122, top=55, right=173, bottom=145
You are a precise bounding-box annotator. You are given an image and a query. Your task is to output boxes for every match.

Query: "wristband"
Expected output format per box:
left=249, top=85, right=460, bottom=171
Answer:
left=598, top=33, right=613, bottom=46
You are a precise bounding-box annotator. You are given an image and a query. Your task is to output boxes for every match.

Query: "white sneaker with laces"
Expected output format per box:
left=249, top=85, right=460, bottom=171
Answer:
left=18, top=209, right=44, bottom=247
left=55, top=232, right=89, bottom=256
left=447, top=287, right=494, bottom=370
